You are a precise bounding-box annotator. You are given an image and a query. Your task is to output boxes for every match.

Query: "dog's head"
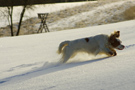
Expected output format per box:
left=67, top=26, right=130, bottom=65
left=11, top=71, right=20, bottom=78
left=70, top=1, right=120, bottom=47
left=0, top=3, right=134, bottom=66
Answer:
left=109, top=31, right=125, bottom=50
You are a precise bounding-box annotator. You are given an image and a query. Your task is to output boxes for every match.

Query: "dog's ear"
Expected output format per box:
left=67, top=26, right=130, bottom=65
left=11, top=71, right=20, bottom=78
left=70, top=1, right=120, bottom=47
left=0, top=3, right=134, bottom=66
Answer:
left=109, top=31, right=120, bottom=42
left=114, top=31, right=120, bottom=38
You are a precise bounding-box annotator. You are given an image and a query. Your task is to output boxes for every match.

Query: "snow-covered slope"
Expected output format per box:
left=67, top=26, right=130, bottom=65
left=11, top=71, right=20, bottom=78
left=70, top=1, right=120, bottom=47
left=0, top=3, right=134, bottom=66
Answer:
left=0, top=20, right=135, bottom=90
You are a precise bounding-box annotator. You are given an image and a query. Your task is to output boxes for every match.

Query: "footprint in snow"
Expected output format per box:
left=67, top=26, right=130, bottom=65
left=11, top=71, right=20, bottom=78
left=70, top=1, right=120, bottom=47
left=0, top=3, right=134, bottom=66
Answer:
left=6, top=62, right=43, bottom=72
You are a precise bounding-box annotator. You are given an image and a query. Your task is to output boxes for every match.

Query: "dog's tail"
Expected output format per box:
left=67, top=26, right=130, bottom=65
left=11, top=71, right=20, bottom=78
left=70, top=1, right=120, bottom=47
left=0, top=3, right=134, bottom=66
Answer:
left=57, top=41, right=70, bottom=54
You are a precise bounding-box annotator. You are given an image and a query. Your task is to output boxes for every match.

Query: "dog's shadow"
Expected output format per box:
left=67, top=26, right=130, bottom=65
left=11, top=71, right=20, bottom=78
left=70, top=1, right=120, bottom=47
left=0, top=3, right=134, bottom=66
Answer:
left=0, top=57, right=110, bottom=84
left=34, top=56, right=110, bottom=78
left=63, top=57, right=110, bottom=69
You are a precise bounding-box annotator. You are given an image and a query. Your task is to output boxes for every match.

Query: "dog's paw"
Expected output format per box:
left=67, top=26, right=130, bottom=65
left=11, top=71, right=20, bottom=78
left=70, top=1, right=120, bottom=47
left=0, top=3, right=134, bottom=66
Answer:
left=109, top=52, right=117, bottom=56
left=112, top=52, right=117, bottom=56
left=109, top=52, right=114, bottom=56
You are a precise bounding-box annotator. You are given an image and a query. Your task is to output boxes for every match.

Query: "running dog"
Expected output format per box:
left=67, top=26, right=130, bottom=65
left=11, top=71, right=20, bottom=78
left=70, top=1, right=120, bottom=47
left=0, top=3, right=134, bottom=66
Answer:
left=58, top=31, right=125, bottom=63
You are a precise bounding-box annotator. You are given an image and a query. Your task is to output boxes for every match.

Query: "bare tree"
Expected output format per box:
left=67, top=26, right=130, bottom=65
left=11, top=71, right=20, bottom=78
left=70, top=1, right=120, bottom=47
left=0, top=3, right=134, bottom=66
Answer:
left=16, top=5, right=27, bottom=36
left=0, top=0, right=14, bottom=36
left=1, top=0, right=34, bottom=36
left=7, top=6, right=14, bottom=36
left=16, top=0, right=34, bottom=36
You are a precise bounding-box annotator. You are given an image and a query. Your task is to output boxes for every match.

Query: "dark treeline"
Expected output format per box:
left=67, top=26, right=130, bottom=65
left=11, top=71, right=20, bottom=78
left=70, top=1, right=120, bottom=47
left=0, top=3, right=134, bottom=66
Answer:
left=0, top=0, right=94, bottom=7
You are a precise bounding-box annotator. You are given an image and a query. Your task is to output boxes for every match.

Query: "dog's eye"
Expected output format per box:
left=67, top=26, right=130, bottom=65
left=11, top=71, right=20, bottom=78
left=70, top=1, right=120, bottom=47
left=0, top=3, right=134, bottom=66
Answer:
left=112, top=39, right=117, bottom=43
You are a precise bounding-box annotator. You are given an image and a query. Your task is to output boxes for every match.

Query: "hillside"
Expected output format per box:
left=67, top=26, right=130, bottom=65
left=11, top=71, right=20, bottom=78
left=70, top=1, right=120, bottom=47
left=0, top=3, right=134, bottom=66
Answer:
left=0, top=0, right=135, bottom=37
left=0, top=20, right=135, bottom=90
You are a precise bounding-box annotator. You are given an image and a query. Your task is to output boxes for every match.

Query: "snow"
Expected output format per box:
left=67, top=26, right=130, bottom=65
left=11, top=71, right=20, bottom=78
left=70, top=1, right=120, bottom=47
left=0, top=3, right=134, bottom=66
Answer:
left=0, top=0, right=135, bottom=89
left=0, top=19, right=135, bottom=90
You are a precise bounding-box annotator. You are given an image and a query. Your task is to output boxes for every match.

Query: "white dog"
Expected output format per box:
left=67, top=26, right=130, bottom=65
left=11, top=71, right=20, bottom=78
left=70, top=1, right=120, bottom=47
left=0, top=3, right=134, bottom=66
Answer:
left=58, top=31, right=125, bottom=63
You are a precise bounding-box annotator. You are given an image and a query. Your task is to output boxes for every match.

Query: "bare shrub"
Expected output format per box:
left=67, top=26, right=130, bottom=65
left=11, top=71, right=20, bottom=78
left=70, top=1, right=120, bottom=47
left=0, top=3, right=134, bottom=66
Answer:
left=124, top=6, right=135, bottom=20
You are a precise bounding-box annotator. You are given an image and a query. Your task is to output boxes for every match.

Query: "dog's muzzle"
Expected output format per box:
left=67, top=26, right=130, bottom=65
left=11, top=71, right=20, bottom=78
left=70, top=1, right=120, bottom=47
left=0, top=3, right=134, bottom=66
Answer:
left=116, top=45, right=125, bottom=50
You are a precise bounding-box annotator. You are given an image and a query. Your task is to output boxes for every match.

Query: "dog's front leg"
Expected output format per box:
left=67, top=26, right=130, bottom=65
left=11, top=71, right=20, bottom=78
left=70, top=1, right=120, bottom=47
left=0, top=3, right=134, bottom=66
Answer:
left=103, top=47, right=116, bottom=56
left=109, top=47, right=117, bottom=56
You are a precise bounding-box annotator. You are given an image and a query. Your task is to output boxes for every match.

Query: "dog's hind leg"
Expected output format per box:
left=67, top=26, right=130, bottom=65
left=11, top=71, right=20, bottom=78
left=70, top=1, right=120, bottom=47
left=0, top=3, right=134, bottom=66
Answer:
left=60, top=51, right=75, bottom=63
left=60, top=47, right=74, bottom=63
left=60, top=54, right=72, bottom=63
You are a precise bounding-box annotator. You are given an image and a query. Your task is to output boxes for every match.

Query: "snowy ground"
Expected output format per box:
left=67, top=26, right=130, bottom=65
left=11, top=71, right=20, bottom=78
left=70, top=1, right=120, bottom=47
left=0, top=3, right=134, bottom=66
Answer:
left=0, top=20, right=135, bottom=90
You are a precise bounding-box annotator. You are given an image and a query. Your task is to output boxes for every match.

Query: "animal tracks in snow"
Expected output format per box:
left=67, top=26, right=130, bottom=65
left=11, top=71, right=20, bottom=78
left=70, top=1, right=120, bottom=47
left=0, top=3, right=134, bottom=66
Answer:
left=0, top=57, right=109, bottom=84
left=6, top=62, right=43, bottom=72
left=125, top=44, right=135, bottom=49
left=0, top=61, right=61, bottom=84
